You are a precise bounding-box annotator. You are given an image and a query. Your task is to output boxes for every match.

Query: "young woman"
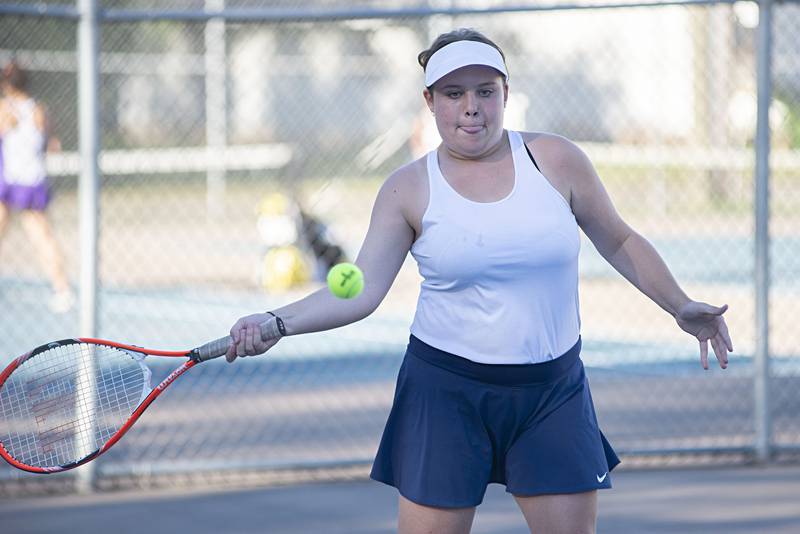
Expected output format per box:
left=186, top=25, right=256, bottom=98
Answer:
left=0, top=61, right=72, bottom=313
left=224, top=29, right=733, bottom=534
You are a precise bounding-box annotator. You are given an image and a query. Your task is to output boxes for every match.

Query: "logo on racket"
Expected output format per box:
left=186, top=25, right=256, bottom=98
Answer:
left=156, top=366, right=186, bottom=391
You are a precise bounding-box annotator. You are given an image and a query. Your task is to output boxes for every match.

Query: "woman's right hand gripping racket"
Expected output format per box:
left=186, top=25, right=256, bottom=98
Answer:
left=0, top=318, right=281, bottom=473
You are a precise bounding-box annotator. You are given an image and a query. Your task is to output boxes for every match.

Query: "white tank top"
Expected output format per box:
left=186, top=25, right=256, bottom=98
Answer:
left=409, top=130, right=581, bottom=364
left=1, top=98, right=47, bottom=187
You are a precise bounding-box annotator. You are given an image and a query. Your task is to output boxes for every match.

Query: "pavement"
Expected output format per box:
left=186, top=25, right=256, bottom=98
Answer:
left=1, top=464, right=799, bottom=533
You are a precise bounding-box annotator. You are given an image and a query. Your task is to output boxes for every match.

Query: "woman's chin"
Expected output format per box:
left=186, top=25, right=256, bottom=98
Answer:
left=445, top=129, right=504, bottom=158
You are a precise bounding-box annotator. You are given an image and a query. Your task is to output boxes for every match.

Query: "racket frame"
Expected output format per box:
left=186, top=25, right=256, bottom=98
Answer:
left=0, top=337, right=204, bottom=474
left=1, top=319, right=274, bottom=474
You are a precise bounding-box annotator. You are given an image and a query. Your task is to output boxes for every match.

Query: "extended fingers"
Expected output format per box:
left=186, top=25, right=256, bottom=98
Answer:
left=699, top=331, right=730, bottom=371
left=709, top=315, right=732, bottom=369
left=699, top=340, right=709, bottom=370
left=710, top=334, right=728, bottom=369
left=719, top=319, right=733, bottom=352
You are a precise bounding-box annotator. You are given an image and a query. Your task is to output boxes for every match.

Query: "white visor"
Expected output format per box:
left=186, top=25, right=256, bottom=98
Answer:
left=424, top=40, right=508, bottom=87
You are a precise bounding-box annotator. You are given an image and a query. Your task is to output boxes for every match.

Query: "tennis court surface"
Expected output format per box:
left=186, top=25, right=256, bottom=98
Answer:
left=2, top=464, right=799, bottom=533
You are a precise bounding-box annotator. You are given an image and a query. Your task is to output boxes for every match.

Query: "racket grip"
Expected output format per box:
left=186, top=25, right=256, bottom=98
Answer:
left=194, top=319, right=281, bottom=362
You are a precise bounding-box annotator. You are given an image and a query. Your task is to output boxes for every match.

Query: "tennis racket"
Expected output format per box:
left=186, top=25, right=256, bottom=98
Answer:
left=0, top=320, right=278, bottom=474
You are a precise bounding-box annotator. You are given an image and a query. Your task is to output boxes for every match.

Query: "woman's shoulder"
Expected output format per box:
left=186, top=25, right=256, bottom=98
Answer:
left=383, top=156, right=428, bottom=196
left=518, top=130, right=596, bottom=177
left=0, top=98, right=15, bottom=132
left=518, top=131, right=584, bottom=161
left=375, top=156, right=429, bottom=226
left=516, top=131, right=598, bottom=203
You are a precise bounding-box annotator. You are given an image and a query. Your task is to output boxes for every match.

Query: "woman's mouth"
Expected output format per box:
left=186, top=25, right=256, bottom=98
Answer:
left=459, top=125, right=484, bottom=134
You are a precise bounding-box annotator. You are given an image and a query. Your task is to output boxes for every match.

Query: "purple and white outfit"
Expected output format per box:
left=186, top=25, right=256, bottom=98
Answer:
left=0, top=97, right=50, bottom=211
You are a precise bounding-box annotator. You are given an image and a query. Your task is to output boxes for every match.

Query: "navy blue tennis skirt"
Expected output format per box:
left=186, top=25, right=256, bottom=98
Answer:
left=370, top=335, right=620, bottom=508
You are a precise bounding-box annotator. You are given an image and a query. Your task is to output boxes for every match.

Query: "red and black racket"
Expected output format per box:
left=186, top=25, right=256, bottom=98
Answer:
left=0, top=321, right=276, bottom=473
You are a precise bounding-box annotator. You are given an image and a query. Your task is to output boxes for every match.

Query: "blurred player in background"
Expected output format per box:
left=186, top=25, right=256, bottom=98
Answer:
left=0, top=61, right=73, bottom=313
left=223, top=28, right=733, bottom=534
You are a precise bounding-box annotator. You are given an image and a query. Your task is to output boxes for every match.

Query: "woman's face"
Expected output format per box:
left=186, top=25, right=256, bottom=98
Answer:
left=424, top=64, right=508, bottom=160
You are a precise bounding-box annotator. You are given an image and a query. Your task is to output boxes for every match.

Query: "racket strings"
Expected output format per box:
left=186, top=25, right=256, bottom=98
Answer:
left=0, top=343, right=149, bottom=469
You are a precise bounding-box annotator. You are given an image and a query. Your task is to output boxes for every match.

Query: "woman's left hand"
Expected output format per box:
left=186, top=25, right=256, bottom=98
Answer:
left=675, top=301, right=733, bottom=370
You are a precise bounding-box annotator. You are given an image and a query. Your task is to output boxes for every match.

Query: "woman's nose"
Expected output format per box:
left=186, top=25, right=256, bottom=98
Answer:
left=463, top=93, right=479, bottom=117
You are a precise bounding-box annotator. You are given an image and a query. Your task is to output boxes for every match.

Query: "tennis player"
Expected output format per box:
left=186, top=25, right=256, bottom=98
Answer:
left=226, top=28, right=733, bottom=534
left=0, top=61, right=73, bottom=313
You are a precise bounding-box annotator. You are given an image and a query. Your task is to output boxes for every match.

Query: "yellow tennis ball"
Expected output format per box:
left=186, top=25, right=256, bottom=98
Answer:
left=327, top=262, right=364, bottom=299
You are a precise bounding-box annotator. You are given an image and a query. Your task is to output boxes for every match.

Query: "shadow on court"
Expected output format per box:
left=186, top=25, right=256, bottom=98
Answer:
left=1, top=464, right=799, bottom=533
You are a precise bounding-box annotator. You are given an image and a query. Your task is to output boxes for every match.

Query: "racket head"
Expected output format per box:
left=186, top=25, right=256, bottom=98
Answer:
left=0, top=339, right=156, bottom=473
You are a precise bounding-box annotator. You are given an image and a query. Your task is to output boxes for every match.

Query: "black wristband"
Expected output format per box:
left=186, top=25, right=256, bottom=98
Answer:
left=266, top=311, right=287, bottom=336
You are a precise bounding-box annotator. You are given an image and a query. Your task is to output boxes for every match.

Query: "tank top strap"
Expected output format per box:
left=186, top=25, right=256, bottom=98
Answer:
left=508, top=130, right=571, bottom=212
left=508, top=129, right=524, bottom=152
left=425, top=148, right=449, bottom=201
left=508, top=130, right=533, bottom=177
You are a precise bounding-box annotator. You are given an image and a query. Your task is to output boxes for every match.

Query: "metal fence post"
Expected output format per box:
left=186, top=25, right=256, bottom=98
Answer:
left=754, top=0, right=772, bottom=464
left=76, top=0, right=100, bottom=493
left=205, top=0, right=227, bottom=218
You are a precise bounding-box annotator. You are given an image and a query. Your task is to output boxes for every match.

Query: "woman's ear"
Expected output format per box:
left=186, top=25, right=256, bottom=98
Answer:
left=423, top=88, right=434, bottom=114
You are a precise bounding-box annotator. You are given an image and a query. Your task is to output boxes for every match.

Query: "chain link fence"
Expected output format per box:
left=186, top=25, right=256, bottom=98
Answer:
left=770, top=0, right=800, bottom=452
left=1, top=0, right=799, bottom=493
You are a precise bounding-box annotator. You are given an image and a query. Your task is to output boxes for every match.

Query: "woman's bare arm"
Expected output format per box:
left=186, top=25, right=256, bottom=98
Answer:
left=534, top=134, right=732, bottom=368
left=225, top=166, right=419, bottom=361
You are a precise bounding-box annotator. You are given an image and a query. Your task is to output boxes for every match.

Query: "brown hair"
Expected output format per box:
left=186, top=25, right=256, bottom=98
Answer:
left=2, top=61, right=28, bottom=91
left=418, top=28, right=507, bottom=74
